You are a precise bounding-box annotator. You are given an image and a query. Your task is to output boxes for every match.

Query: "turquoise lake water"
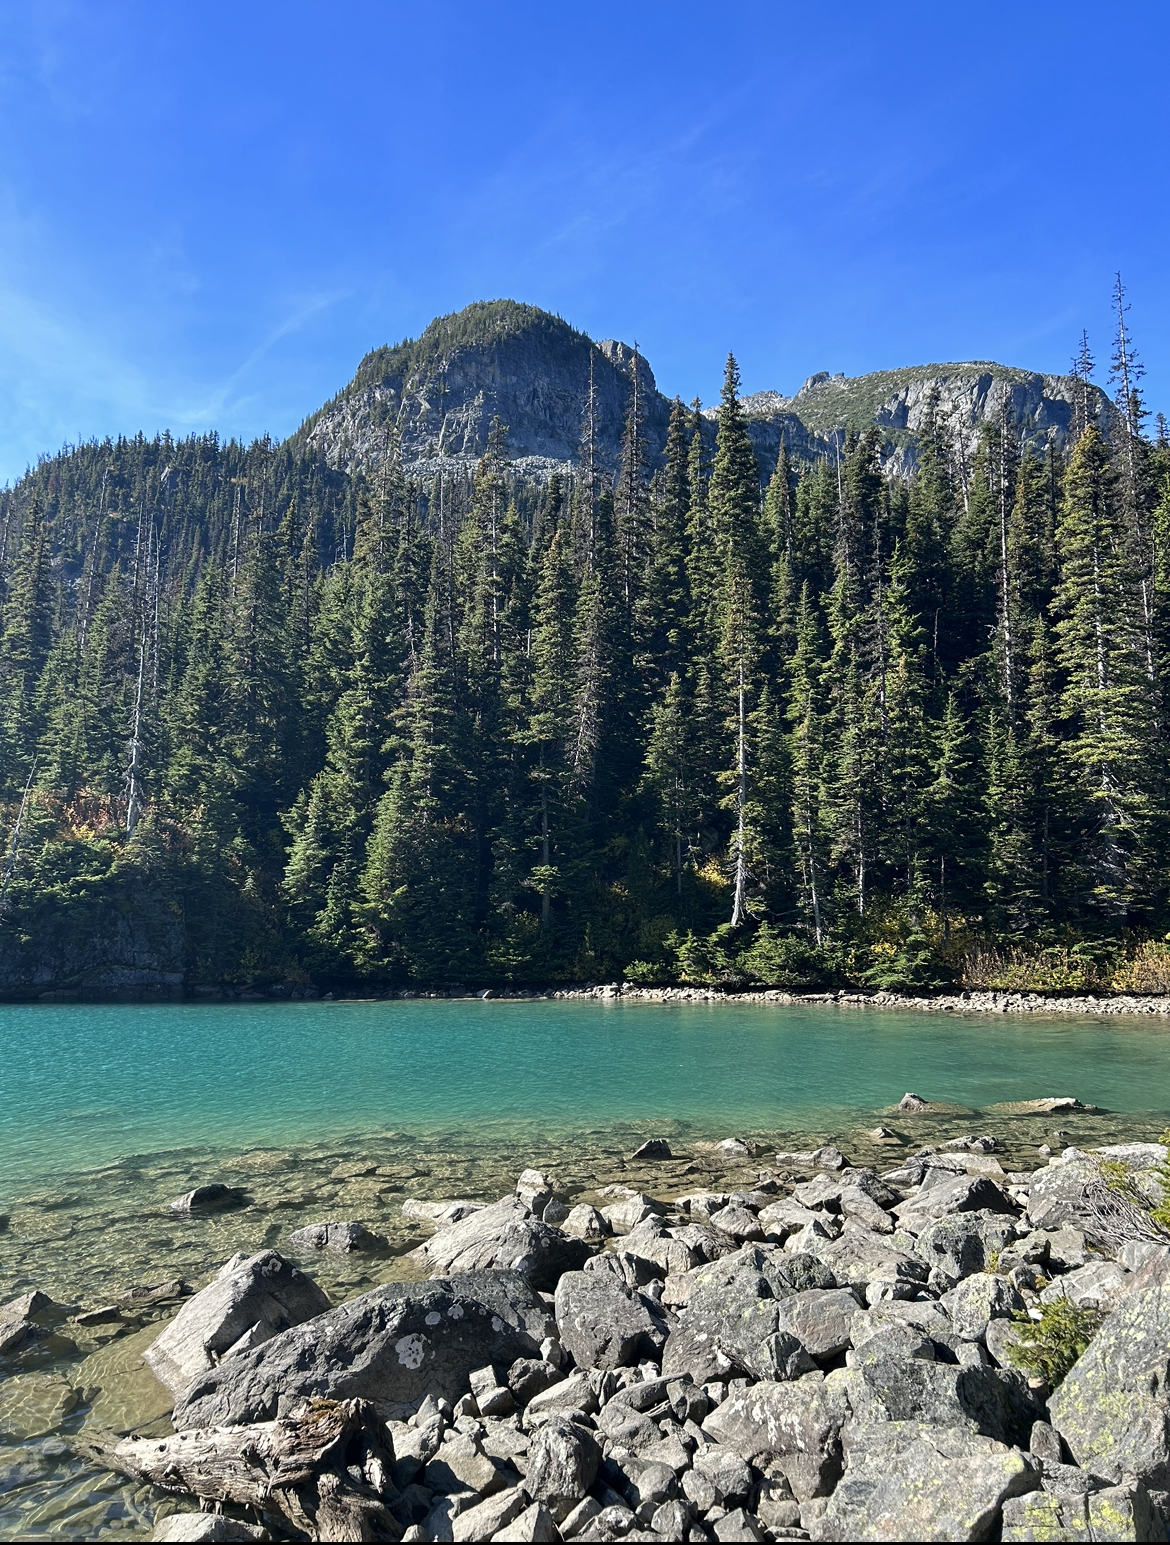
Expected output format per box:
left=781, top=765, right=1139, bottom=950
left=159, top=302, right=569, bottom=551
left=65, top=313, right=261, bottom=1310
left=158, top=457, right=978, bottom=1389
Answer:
left=4, top=997, right=1170, bottom=1185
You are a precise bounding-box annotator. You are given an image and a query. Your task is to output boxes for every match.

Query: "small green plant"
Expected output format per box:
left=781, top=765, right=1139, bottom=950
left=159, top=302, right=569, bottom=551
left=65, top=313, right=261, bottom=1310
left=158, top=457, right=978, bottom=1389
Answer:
left=986, top=1250, right=1001, bottom=1273
left=1006, top=1299, right=1102, bottom=1386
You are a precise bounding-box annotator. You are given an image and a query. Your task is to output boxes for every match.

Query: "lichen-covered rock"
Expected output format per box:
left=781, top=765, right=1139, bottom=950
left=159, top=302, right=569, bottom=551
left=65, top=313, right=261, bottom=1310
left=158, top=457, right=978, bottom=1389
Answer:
left=1048, top=1251, right=1170, bottom=1486
left=914, top=1211, right=1021, bottom=1283
left=524, top=1417, right=600, bottom=1519
left=943, top=1273, right=1025, bottom=1342
left=1001, top=1480, right=1157, bottom=1543
left=171, top=1270, right=554, bottom=1429
left=661, top=1246, right=833, bottom=1383
left=895, top=1173, right=1017, bottom=1226
left=810, top=1420, right=1039, bottom=1541
left=829, top=1355, right=1042, bottom=1448
left=774, top=1287, right=863, bottom=1360
left=554, top=1269, right=670, bottom=1371
left=144, top=1251, right=330, bottom=1395
left=1038, top=1259, right=1132, bottom=1313
left=411, top=1197, right=590, bottom=1291
left=701, top=1373, right=847, bottom=1500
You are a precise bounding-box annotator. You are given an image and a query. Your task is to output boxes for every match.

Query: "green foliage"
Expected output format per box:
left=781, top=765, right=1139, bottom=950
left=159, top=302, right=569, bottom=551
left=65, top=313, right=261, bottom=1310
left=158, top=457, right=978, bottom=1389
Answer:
left=3, top=349, right=1170, bottom=989
left=1006, top=1299, right=1102, bottom=1386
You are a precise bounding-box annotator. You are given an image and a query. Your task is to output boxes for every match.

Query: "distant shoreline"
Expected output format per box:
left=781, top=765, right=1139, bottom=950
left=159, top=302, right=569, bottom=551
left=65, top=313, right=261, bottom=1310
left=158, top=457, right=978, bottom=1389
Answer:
left=10, top=982, right=1170, bottom=1015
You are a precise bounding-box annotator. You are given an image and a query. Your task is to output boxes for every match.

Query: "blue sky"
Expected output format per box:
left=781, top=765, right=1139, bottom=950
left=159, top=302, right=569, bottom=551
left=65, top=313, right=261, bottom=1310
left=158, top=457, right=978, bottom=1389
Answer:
left=0, top=0, right=1166, bottom=484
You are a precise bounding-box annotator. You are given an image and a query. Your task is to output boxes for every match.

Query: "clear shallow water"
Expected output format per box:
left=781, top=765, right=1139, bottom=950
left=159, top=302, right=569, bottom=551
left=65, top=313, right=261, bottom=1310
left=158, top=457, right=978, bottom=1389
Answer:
left=2, top=997, right=1170, bottom=1541
left=4, top=997, right=1170, bottom=1185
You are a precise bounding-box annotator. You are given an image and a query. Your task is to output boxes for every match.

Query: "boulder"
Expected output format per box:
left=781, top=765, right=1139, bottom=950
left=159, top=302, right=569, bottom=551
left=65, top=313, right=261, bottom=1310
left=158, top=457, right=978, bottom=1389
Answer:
left=152, top=1517, right=267, bottom=1542
left=144, top=1251, right=331, bottom=1395
left=669, top=1222, right=740, bottom=1262
left=773, top=1288, right=863, bottom=1360
left=525, top=1370, right=599, bottom=1420
left=0, top=1291, right=57, bottom=1356
left=810, top=1420, right=1039, bottom=1541
left=828, top=1355, right=1041, bottom=1448
left=661, top=1246, right=833, bottom=1384
left=943, top=1273, right=1026, bottom=1342
left=1049, top=1250, right=1170, bottom=1486
left=899, top=1092, right=929, bottom=1110
left=501, top=1502, right=559, bottom=1542
left=757, top=1199, right=823, bottom=1241
left=167, top=1184, right=245, bottom=1215
left=600, top=1194, right=665, bottom=1235
left=894, top=1173, right=1017, bottom=1225
left=702, top=1372, right=846, bottom=1500
left=691, top=1444, right=753, bottom=1506
left=554, top=1271, right=670, bottom=1370
left=171, top=1269, right=554, bottom=1429
left=914, top=1211, right=1020, bottom=1283
left=561, top=1205, right=607, bottom=1243
left=424, top=1431, right=507, bottom=1494
left=1039, top=1259, right=1132, bottom=1313
left=806, top=1228, right=926, bottom=1297
left=524, top=1417, right=601, bottom=1519
left=412, top=1197, right=590, bottom=1291
left=517, top=1169, right=556, bottom=1218
left=401, top=1199, right=485, bottom=1226
left=452, top=1485, right=529, bottom=1542
left=708, top=1205, right=764, bottom=1242
left=631, top=1139, right=673, bottom=1161
left=287, top=1220, right=389, bottom=1254
left=1001, top=1481, right=1156, bottom=1543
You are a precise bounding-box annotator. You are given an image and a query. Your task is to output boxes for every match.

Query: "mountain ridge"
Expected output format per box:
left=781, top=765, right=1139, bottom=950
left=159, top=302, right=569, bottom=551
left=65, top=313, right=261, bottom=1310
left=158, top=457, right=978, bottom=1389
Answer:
left=290, top=298, right=1111, bottom=485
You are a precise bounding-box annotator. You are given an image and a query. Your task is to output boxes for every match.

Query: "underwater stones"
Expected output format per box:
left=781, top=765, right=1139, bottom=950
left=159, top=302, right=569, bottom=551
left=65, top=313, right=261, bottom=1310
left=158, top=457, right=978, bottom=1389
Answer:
left=167, top=1184, right=246, bottom=1216
left=287, top=1219, right=389, bottom=1254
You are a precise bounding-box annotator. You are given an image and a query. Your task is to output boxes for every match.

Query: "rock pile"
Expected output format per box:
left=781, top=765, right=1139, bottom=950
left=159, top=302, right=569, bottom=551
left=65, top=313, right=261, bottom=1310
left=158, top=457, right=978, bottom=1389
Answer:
left=79, top=1143, right=1170, bottom=1542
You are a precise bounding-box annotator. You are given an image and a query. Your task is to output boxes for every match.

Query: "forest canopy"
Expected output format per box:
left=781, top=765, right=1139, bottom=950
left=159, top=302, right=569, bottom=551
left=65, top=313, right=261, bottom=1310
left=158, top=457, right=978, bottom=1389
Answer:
left=2, top=295, right=1169, bottom=996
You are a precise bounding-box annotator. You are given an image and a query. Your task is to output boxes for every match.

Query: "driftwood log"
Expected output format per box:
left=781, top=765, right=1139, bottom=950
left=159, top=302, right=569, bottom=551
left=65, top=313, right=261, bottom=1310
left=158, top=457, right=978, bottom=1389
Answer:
left=76, top=1397, right=404, bottom=1542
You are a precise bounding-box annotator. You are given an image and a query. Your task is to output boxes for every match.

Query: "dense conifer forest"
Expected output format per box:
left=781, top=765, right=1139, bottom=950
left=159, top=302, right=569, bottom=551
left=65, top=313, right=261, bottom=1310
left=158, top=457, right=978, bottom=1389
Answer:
left=2, top=297, right=1169, bottom=994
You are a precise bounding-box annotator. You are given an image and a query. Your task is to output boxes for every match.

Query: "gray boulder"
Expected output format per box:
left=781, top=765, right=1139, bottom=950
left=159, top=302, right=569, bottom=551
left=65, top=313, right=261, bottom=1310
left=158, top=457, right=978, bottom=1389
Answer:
left=554, top=1270, right=670, bottom=1370
left=895, top=1172, right=1017, bottom=1225
left=287, top=1220, right=388, bottom=1254
left=774, top=1287, right=863, bottom=1360
left=810, top=1420, right=1039, bottom=1541
left=631, top=1139, right=672, bottom=1161
left=914, top=1211, right=1020, bottom=1283
left=152, top=1517, right=267, bottom=1542
left=144, top=1251, right=330, bottom=1395
left=171, top=1269, right=554, bottom=1428
left=828, top=1355, right=1042, bottom=1448
left=702, top=1372, right=848, bottom=1500
left=808, top=1228, right=926, bottom=1297
left=525, top=1417, right=601, bottom=1520
left=1049, top=1250, right=1170, bottom=1486
left=708, top=1205, right=764, bottom=1241
left=1039, top=1259, right=1132, bottom=1313
left=1001, top=1481, right=1157, bottom=1543
left=661, top=1246, right=833, bottom=1383
left=412, top=1197, right=590, bottom=1291
left=943, top=1273, right=1026, bottom=1342
left=562, top=1205, right=607, bottom=1243
left=600, top=1193, right=665, bottom=1235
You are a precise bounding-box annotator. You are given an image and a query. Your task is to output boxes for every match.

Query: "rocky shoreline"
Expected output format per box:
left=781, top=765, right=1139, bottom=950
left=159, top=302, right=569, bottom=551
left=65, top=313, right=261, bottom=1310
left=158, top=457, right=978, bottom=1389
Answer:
left=7, top=1125, right=1170, bottom=1542
left=22, top=982, right=1170, bottom=1017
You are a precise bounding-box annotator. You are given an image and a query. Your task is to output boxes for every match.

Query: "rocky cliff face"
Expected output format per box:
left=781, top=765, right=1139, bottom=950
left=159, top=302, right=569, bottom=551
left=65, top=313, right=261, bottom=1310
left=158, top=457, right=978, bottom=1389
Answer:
left=292, top=300, right=1113, bottom=484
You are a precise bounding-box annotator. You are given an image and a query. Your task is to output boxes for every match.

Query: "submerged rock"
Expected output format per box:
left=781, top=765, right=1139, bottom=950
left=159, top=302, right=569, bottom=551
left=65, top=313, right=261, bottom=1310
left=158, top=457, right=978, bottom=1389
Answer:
left=287, top=1220, right=389, bottom=1254
left=167, top=1184, right=245, bottom=1215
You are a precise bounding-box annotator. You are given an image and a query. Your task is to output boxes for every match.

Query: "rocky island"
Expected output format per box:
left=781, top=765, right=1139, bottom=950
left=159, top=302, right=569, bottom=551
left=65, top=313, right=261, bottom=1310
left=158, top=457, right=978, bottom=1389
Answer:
left=7, top=1121, right=1169, bottom=1542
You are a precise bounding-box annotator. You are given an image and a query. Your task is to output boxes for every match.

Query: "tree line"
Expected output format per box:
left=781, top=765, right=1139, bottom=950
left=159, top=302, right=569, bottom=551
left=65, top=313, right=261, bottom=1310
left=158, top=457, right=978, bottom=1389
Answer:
left=1, top=288, right=1168, bottom=991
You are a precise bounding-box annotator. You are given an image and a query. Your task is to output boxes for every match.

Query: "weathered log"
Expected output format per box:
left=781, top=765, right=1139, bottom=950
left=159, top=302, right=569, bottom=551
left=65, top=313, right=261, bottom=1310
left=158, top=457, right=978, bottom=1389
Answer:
left=76, top=1398, right=403, bottom=1542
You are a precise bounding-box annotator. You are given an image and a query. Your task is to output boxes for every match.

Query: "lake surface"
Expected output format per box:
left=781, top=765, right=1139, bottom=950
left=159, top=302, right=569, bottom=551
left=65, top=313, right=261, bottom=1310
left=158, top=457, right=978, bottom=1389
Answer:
left=5, top=996, right=1170, bottom=1186
left=2, top=996, right=1170, bottom=1540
